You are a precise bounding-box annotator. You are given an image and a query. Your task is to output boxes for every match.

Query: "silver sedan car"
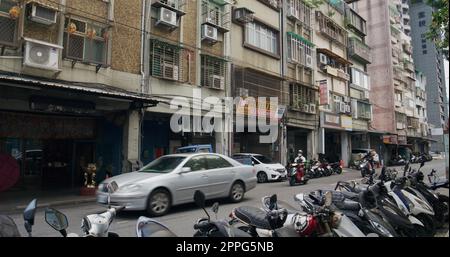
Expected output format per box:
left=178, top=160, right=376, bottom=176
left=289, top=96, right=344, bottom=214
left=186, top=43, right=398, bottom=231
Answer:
left=96, top=153, right=257, bottom=216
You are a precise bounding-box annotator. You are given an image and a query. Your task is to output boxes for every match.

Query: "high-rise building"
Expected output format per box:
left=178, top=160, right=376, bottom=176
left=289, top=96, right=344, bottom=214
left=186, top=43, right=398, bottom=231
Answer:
left=357, top=0, right=421, bottom=162
left=409, top=0, right=449, bottom=153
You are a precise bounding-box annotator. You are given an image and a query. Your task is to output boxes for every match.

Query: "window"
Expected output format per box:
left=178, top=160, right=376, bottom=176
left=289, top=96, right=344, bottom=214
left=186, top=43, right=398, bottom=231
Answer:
left=422, top=44, right=427, bottom=49
left=356, top=101, right=371, bottom=119
left=245, top=21, right=279, bottom=55
left=421, top=33, right=426, bottom=38
left=287, top=0, right=311, bottom=27
left=63, top=18, right=108, bottom=65
left=423, top=50, right=427, bottom=54
left=202, top=0, right=228, bottom=29
left=287, top=32, right=313, bottom=66
left=0, top=0, right=19, bottom=47
left=183, top=156, right=208, bottom=172
left=150, top=39, right=182, bottom=81
left=419, top=20, right=426, bottom=27
left=290, top=84, right=316, bottom=110
left=350, top=68, right=370, bottom=90
left=139, top=156, right=186, bottom=173
left=418, top=12, right=425, bottom=18
left=201, top=55, right=227, bottom=89
left=205, top=155, right=232, bottom=169
left=253, top=155, right=273, bottom=164
left=421, top=39, right=426, bottom=44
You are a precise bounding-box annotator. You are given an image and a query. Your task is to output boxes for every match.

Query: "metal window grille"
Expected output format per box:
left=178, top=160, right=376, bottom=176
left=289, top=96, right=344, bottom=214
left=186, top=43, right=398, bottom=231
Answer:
left=201, top=0, right=230, bottom=30
left=316, top=11, right=347, bottom=46
left=0, top=0, right=18, bottom=47
left=63, top=17, right=108, bottom=66
left=201, top=54, right=227, bottom=90
left=290, top=84, right=315, bottom=110
left=150, top=39, right=182, bottom=81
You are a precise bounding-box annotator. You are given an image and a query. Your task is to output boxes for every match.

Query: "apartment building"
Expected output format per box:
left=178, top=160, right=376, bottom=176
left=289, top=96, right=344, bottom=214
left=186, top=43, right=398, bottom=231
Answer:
left=313, top=0, right=353, bottom=164
left=140, top=0, right=232, bottom=164
left=344, top=1, right=373, bottom=153
left=282, top=0, right=318, bottom=163
left=229, top=0, right=284, bottom=162
left=0, top=0, right=154, bottom=190
left=357, top=0, right=423, bottom=162
left=411, top=70, right=431, bottom=153
left=409, top=0, right=448, bottom=153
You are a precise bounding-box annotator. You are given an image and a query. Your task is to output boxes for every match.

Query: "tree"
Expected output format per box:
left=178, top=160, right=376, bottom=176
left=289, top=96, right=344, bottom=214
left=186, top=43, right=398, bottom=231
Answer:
left=426, top=0, right=449, bottom=60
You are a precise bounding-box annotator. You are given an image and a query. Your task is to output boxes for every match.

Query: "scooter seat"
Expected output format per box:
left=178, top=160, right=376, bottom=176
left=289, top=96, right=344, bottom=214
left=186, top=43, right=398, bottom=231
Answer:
left=338, top=200, right=361, bottom=211
left=341, top=191, right=360, bottom=201
left=234, top=206, right=272, bottom=230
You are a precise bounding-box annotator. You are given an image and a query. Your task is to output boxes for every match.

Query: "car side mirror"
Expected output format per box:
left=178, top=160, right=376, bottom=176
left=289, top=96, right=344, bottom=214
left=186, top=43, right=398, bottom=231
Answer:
left=45, top=208, right=69, bottom=237
left=179, top=167, right=192, bottom=174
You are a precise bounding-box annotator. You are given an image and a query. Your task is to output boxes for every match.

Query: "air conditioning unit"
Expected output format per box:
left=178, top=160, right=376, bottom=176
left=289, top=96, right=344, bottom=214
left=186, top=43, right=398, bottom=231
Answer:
left=309, top=104, right=317, bottom=114
left=319, top=53, right=328, bottom=65
left=303, top=104, right=309, bottom=113
left=211, top=75, right=225, bottom=89
left=343, top=96, right=350, bottom=103
left=305, top=55, right=313, bottom=68
left=162, top=63, right=179, bottom=80
left=201, top=24, right=218, bottom=43
left=345, top=104, right=351, bottom=113
left=363, top=90, right=370, bottom=99
left=156, top=7, right=178, bottom=28
left=30, top=4, right=58, bottom=25
left=287, top=7, right=297, bottom=19
left=23, top=38, right=62, bottom=71
left=339, top=102, right=346, bottom=113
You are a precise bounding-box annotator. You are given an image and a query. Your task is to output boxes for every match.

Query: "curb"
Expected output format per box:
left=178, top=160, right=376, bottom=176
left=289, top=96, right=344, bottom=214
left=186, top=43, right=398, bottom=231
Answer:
left=2, top=197, right=96, bottom=215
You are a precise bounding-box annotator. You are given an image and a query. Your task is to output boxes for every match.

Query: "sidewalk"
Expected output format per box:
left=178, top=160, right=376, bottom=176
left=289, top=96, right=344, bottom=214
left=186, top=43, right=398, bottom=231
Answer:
left=0, top=189, right=96, bottom=215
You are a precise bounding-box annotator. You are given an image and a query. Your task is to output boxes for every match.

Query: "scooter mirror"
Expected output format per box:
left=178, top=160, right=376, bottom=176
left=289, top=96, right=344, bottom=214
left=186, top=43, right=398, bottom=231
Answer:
left=294, top=194, right=304, bottom=202
left=324, top=191, right=332, bottom=207
left=23, top=199, right=37, bottom=236
left=211, top=202, right=219, bottom=214
left=420, top=161, right=425, bottom=168
left=269, top=194, right=278, bottom=210
left=45, top=208, right=68, bottom=237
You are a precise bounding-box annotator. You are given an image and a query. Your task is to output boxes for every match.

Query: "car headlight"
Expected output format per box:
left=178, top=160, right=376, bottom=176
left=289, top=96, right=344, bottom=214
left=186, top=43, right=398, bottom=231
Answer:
left=120, top=184, right=141, bottom=192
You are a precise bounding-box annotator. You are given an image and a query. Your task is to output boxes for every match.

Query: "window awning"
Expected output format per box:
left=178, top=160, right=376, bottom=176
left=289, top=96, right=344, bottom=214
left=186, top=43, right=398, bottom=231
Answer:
left=0, top=72, right=159, bottom=106
left=317, top=48, right=353, bottom=65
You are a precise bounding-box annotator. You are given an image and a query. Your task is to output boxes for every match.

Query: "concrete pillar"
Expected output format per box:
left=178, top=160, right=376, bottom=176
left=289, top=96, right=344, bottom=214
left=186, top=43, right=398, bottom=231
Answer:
left=280, top=123, right=287, bottom=165
left=341, top=132, right=350, bottom=167
left=122, top=110, right=141, bottom=173
left=318, top=127, right=325, bottom=155
left=307, top=130, right=316, bottom=160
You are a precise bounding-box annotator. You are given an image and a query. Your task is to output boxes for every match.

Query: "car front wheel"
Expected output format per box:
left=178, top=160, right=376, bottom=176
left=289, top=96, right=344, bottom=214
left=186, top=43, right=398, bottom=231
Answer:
left=257, top=171, right=268, bottom=183
left=147, top=188, right=171, bottom=217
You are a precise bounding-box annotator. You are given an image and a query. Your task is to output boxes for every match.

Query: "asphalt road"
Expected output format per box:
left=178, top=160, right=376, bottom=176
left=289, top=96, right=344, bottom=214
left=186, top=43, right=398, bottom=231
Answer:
left=9, top=160, right=448, bottom=237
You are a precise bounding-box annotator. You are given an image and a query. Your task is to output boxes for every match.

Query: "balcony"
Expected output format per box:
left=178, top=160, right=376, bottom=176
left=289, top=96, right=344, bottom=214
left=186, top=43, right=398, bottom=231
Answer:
left=337, top=69, right=350, bottom=81
left=403, top=42, right=412, bottom=54
left=345, top=6, right=367, bottom=36
left=348, top=37, right=371, bottom=64
left=151, top=0, right=186, bottom=16
left=403, top=60, right=414, bottom=72
left=201, top=0, right=231, bottom=32
left=316, top=11, right=347, bottom=46
left=403, top=13, right=410, bottom=22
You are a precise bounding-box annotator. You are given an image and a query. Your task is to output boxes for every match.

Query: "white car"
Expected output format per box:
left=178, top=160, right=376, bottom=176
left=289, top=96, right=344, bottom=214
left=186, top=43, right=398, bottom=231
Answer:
left=232, top=153, right=287, bottom=183
left=96, top=153, right=257, bottom=217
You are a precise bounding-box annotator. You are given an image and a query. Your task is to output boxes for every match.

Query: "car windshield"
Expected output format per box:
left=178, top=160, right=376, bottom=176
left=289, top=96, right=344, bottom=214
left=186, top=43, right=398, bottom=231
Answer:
left=253, top=155, right=273, bottom=164
left=139, top=156, right=186, bottom=173
left=176, top=148, right=197, bottom=153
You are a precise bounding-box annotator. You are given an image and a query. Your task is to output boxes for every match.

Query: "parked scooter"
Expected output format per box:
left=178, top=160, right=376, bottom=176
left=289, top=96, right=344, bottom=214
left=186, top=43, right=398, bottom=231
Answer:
left=359, top=153, right=375, bottom=177
left=287, top=162, right=309, bottom=186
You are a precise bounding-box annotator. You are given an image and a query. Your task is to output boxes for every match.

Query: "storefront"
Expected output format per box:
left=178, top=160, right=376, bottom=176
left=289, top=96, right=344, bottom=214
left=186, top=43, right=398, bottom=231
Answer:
left=231, top=66, right=284, bottom=162
left=319, top=112, right=351, bottom=165
left=0, top=72, right=157, bottom=192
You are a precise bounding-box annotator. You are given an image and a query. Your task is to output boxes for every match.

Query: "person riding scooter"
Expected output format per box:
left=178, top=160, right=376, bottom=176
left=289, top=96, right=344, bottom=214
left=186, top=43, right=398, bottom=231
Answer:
left=288, top=150, right=309, bottom=186
left=294, top=150, right=306, bottom=164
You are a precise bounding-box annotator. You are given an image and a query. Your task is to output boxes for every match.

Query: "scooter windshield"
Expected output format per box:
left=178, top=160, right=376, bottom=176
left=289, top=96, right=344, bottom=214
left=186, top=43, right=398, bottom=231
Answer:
left=136, top=217, right=177, bottom=237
